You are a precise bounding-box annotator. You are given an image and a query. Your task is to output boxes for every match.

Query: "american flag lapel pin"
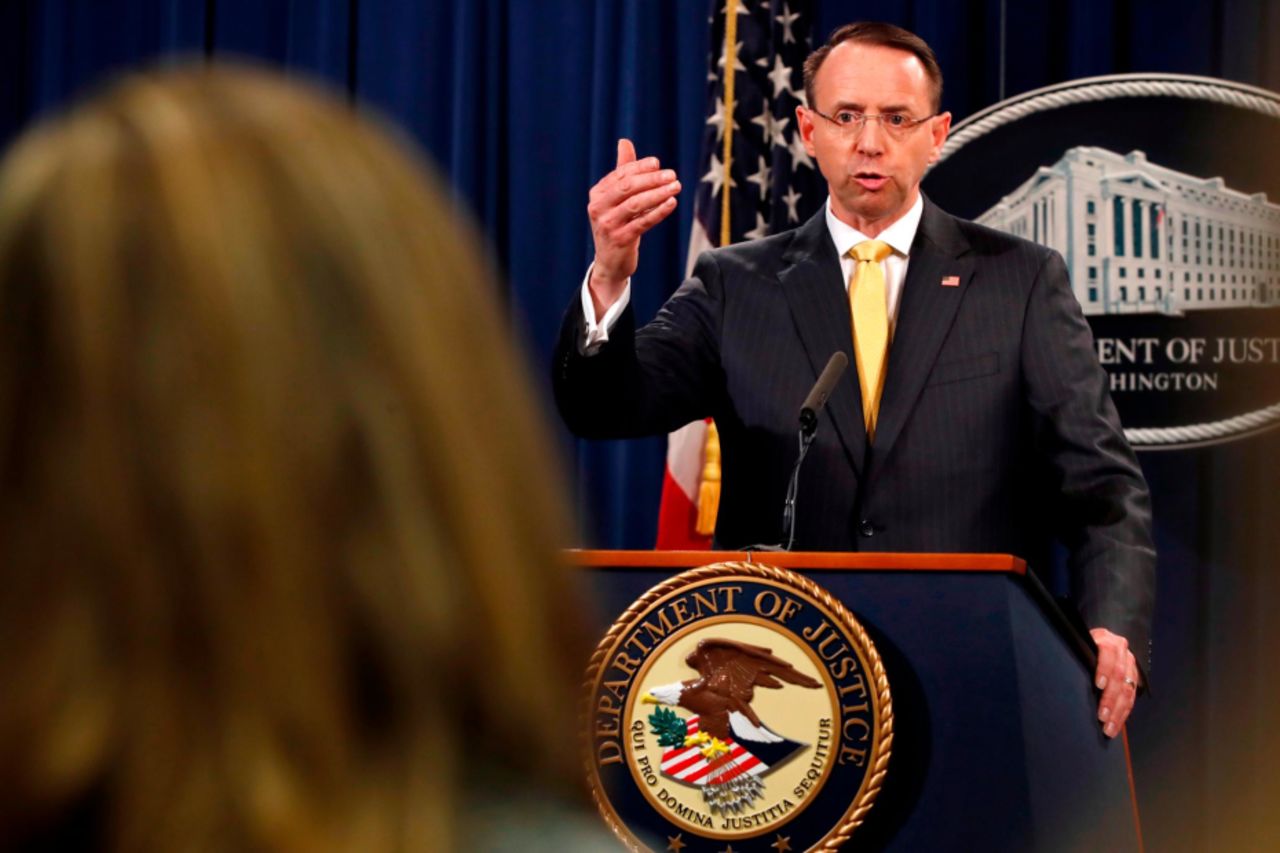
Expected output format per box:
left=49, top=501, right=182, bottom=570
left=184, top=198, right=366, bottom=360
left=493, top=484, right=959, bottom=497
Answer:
left=941, top=275, right=960, bottom=287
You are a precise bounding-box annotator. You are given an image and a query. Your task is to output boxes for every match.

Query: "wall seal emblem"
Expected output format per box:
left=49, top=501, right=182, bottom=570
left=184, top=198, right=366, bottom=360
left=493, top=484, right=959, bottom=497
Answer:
left=925, top=73, right=1280, bottom=449
left=584, top=561, right=892, bottom=851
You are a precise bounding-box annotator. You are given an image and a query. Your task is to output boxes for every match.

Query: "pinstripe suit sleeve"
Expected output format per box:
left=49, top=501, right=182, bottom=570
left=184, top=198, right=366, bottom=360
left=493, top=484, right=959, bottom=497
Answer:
left=552, top=252, right=726, bottom=439
left=1021, top=248, right=1157, bottom=669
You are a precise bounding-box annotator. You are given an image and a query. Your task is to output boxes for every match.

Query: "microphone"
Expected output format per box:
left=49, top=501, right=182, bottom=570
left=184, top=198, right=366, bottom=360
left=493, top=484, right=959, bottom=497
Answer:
left=778, top=352, right=848, bottom=551
left=799, top=352, right=848, bottom=436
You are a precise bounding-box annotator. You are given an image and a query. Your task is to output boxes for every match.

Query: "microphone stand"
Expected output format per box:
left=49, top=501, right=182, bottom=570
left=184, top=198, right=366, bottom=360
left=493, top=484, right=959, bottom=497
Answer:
left=780, top=421, right=818, bottom=551
left=745, top=351, right=845, bottom=553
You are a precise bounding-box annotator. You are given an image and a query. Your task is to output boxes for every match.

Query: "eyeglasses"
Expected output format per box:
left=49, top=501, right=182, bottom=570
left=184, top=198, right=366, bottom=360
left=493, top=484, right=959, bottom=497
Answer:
left=809, top=108, right=935, bottom=140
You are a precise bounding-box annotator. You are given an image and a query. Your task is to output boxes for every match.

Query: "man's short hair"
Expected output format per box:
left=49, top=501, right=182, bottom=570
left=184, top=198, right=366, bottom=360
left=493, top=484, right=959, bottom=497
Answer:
left=803, top=21, right=944, bottom=115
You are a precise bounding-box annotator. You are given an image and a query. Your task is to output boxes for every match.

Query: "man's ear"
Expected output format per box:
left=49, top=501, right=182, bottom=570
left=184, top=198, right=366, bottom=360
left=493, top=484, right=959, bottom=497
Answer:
left=928, top=111, right=952, bottom=164
left=796, top=104, right=818, bottom=157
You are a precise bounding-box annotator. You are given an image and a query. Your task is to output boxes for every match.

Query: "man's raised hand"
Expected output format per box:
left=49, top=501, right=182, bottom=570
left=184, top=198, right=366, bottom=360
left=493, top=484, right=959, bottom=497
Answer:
left=586, top=138, right=681, bottom=316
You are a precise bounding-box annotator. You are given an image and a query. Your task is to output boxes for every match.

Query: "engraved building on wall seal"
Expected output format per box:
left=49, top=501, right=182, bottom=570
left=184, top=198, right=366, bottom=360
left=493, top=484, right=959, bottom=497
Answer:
left=977, top=146, right=1280, bottom=315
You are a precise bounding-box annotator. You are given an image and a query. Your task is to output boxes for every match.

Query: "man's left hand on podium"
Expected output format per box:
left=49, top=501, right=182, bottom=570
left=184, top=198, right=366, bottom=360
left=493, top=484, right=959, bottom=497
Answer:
left=1090, top=627, right=1140, bottom=738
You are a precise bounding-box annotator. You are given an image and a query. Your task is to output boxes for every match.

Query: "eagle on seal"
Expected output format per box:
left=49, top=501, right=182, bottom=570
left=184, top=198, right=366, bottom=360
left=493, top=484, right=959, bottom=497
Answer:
left=642, top=637, right=821, bottom=745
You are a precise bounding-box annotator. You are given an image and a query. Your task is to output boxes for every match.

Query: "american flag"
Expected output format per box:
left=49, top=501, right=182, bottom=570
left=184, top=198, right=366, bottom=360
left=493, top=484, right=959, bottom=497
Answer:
left=656, top=0, right=824, bottom=549
left=658, top=715, right=767, bottom=786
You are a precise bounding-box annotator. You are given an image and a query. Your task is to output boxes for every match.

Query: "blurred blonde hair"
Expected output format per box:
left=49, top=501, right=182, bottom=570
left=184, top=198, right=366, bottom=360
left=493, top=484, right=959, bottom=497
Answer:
left=0, top=65, right=588, bottom=850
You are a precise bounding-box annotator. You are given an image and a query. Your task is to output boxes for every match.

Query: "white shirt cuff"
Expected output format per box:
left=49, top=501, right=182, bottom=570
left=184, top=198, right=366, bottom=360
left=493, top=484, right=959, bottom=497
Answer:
left=579, top=263, right=631, bottom=354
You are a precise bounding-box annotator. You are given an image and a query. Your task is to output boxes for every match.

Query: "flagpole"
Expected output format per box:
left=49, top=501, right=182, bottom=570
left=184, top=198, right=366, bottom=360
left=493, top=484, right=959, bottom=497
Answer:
left=720, top=0, right=738, bottom=246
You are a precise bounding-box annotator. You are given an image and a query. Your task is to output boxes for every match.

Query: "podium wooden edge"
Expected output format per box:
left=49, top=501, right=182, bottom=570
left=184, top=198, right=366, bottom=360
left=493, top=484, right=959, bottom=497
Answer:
left=564, top=549, right=1027, bottom=573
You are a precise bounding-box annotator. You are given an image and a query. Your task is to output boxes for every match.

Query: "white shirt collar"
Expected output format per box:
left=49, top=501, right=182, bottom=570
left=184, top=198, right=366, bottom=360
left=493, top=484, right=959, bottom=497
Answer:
left=824, top=193, right=925, bottom=260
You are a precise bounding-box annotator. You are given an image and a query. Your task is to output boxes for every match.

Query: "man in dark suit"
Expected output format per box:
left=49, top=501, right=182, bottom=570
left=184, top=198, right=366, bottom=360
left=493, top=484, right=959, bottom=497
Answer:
left=553, top=22, right=1154, bottom=738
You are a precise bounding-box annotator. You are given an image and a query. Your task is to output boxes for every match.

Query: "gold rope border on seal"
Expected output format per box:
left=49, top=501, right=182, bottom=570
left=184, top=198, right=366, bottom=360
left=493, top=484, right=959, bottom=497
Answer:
left=581, top=561, right=894, bottom=851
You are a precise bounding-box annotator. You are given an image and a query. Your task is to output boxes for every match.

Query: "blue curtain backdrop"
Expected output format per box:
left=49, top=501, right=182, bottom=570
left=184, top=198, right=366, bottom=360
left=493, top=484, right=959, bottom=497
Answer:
left=2, top=2, right=1278, bottom=850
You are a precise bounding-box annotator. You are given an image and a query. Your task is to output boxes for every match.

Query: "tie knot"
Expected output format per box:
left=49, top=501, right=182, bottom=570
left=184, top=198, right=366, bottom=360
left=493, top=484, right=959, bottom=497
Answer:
left=851, top=240, right=893, bottom=263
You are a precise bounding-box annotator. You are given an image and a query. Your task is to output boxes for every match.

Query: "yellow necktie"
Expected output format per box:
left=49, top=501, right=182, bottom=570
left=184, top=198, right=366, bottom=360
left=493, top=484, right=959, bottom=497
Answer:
left=850, top=240, right=893, bottom=441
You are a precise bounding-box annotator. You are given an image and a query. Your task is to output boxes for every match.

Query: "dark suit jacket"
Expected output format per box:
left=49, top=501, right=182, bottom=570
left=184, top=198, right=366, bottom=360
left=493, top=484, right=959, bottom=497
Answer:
left=554, top=198, right=1156, bottom=668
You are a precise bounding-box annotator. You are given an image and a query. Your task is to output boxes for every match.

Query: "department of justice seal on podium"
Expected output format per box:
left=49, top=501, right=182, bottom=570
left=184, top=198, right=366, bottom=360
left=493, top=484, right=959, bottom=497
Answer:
left=584, top=562, right=892, bottom=851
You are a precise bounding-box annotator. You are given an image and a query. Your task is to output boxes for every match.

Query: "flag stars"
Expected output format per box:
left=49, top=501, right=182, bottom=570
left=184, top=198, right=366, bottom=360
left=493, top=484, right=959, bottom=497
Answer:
left=689, top=0, right=818, bottom=256
left=747, top=155, right=771, bottom=200
left=781, top=185, right=803, bottom=222
left=769, top=114, right=791, bottom=151
left=701, top=152, right=737, bottom=198
left=751, top=107, right=790, bottom=151
left=776, top=4, right=800, bottom=43
left=707, top=97, right=730, bottom=141
left=750, top=106, right=774, bottom=139
left=718, top=41, right=747, bottom=75
left=788, top=132, right=814, bottom=170
left=766, top=54, right=798, bottom=99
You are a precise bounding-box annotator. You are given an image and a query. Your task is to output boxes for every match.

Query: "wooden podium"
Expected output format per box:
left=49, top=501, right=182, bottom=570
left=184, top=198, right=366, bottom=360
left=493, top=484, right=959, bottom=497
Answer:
left=571, top=550, right=1142, bottom=851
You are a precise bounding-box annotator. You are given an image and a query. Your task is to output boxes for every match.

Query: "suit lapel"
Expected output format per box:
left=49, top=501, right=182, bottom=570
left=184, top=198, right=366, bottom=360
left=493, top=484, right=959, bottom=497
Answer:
left=870, top=199, right=973, bottom=474
left=779, top=210, right=867, bottom=476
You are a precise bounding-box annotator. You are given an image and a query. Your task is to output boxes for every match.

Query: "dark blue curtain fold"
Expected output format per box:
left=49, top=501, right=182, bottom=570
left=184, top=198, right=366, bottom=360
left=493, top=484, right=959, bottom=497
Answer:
left=2, top=2, right=1279, bottom=850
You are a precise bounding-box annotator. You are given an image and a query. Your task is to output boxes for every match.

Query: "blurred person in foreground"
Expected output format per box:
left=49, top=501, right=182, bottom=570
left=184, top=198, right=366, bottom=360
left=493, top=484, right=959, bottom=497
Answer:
left=0, top=66, right=603, bottom=851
